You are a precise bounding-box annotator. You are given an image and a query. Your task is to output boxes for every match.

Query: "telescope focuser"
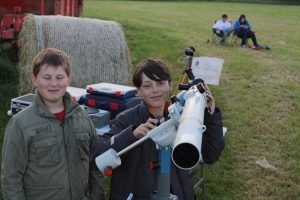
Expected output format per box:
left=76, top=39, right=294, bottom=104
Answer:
left=178, top=68, right=210, bottom=113
left=178, top=68, right=206, bottom=93
left=170, top=95, right=179, bottom=104
left=196, top=82, right=207, bottom=94
left=185, top=68, right=195, bottom=80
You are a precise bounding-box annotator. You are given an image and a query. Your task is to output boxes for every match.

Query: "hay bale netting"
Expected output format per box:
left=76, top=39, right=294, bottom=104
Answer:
left=18, top=14, right=131, bottom=95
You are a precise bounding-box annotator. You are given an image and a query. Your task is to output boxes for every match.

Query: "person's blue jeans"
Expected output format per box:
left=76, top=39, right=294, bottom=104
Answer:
left=220, top=27, right=234, bottom=44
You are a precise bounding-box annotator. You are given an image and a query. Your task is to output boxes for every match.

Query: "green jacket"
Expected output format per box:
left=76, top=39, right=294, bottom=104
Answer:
left=1, top=90, right=105, bottom=200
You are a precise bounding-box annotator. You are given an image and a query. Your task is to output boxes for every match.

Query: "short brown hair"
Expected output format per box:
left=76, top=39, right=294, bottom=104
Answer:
left=222, top=14, right=228, bottom=19
left=32, top=48, right=71, bottom=77
left=132, top=58, right=171, bottom=87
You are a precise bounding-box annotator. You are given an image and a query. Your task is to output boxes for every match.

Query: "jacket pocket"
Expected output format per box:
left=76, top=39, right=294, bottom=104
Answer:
left=24, top=184, right=65, bottom=199
left=33, top=134, right=60, bottom=166
left=75, top=132, right=90, bottom=160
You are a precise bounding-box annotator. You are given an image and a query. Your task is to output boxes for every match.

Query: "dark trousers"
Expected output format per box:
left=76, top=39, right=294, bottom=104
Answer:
left=238, top=30, right=258, bottom=46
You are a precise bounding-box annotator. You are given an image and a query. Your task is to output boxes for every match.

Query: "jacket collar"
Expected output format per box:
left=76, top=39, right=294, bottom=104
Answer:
left=34, top=90, right=80, bottom=118
left=140, top=100, right=169, bottom=119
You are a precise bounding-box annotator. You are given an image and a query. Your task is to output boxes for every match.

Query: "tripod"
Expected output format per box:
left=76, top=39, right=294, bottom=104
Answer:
left=173, top=47, right=195, bottom=96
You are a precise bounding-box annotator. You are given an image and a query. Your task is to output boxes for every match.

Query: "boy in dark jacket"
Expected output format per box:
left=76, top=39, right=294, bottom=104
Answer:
left=91, top=58, right=225, bottom=199
left=1, top=48, right=105, bottom=200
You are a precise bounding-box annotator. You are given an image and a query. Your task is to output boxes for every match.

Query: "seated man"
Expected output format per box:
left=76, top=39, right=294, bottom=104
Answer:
left=213, top=14, right=234, bottom=45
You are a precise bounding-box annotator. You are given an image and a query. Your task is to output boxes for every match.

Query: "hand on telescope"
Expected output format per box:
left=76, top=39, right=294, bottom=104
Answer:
left=133, top=118, right=158, bottom=139
left=203, top=82, right=215, bottom=115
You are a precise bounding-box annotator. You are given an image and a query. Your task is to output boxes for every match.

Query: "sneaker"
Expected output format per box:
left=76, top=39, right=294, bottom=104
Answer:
left=220, top=42, right=224, bottom=45
left=242, top=44, right=246, bottom=48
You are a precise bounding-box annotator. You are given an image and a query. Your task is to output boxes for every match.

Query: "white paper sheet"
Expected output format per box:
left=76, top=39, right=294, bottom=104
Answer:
left=191, top=57, right=224, bottom=85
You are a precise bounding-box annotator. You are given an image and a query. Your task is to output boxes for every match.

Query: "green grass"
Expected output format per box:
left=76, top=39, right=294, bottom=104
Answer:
left=0, top=47, right=19, bottom=199
left=1, top=1, right=300, bottom=199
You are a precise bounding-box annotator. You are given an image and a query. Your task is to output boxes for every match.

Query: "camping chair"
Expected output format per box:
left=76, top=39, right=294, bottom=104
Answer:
left=212, top=21, right=231, bottom=45
left=231, top=30, right=254, bottom=46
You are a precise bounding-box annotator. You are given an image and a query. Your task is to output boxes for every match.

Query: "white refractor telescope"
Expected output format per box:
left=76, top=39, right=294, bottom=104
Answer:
left=95, top=70, right=210, bottom=173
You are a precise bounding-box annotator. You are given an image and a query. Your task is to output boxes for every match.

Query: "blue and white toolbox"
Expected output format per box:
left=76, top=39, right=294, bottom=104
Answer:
left=84, top=83, right=142, bottom=119
left=86, top=82, right=137, bottom=99
left=66, top=86, right=87, bottom=103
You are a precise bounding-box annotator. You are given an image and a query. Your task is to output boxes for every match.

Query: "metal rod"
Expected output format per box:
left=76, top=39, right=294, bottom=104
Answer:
left=116, top=134, right=150, bottom=157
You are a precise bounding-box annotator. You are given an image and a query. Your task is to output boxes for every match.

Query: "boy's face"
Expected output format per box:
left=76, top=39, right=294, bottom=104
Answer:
left=31, top=64, right=71, bottom=106
left=137, top=73, right=172, bottom=113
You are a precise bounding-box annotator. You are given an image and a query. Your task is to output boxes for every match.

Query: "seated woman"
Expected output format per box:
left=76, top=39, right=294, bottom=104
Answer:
left=234, top=14, right=260, bottom=47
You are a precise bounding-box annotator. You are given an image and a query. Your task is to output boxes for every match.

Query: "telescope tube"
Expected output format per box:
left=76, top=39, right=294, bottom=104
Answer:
left=171, top=86, right=206, bottom=170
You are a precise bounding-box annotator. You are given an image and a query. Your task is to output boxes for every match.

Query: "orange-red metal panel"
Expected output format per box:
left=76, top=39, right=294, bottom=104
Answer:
left=71, top=0, right=75, bottom=16
left=1, top=0, right=84, bottom=40
left=41, top=0, right=45, bottom=15
left=66, top=0, right=70, bottom=16
left=60, top=0, right=65, bottom=16
left=0, top=0, right=41, bottom=15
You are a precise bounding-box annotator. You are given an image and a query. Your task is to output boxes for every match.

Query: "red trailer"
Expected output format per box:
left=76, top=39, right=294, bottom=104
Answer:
left=0, top=0, right=83, bottom=49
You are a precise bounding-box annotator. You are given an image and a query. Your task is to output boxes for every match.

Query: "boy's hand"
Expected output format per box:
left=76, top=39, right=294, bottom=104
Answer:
left=203, top=82, right=215, bottom=115
left=133, top=118, right=157, bottom=139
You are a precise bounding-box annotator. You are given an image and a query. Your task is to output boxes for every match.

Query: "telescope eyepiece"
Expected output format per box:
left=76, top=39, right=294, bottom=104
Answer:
left=196, top=82, right=207, bottom=94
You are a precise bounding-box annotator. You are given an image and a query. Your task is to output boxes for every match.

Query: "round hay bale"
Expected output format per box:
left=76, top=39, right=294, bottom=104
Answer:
left=19, top=14, right=131, bottom=95
left=18, top=14, right=39, bottom=95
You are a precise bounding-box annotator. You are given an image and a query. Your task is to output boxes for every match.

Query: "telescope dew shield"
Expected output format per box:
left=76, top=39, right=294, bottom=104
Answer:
left=172, top=87, right=206, bottom=170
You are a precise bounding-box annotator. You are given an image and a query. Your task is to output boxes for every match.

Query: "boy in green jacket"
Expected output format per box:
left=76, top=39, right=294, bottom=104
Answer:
left=1, top=48, right=105, bottom=199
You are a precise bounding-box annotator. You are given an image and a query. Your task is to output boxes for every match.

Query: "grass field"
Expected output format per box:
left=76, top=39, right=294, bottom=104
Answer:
left=1, top=1, right=300, bottom=199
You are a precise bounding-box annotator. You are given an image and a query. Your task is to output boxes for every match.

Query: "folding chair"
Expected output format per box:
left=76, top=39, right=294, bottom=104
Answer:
left=212, top=21, right=231, bottom=45
left=231, top=30, right=243, bottom=45
left=231, top=30, right=253, bottom=46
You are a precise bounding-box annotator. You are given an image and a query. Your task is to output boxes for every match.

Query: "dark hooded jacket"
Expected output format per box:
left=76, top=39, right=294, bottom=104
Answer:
left=91, top=100, right=224, bottom=199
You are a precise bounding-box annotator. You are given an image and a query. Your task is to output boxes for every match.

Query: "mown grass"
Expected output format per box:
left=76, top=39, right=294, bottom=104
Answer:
left=1, top=1, right=300, bottom=199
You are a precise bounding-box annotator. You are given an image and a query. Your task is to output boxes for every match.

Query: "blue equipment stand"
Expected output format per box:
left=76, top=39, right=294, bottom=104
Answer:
left=151, top=145, right=177, bottom=200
